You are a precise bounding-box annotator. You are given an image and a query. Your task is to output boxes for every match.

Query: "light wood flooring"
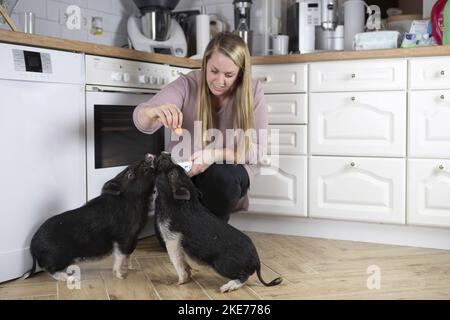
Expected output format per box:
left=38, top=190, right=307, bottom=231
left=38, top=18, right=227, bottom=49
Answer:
left=1, top=232, right=450, bottom=300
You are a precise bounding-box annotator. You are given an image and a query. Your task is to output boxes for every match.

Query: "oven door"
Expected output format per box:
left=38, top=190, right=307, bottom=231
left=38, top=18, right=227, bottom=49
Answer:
left=86, top=86, right=164, bottom=201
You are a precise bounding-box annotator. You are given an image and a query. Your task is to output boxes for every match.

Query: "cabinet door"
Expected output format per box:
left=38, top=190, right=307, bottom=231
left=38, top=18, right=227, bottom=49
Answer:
left=310, top=59, right=407, bottom=92
left=409, top=90, right=450, bottom=158
left=268, top=125, right=307, bottom=155
left=252, top=64, right=307, bottom=93
left=266, top=93, right=307, bottom=124
left=408, top=159, right=450, bottom=227
left=310, top=91, right=406, bottom=157
left=409, top=57, right=450, bottom=90
left=309, top=156, right=405, bottom=224
left=248, top=155, right=307, bottom=217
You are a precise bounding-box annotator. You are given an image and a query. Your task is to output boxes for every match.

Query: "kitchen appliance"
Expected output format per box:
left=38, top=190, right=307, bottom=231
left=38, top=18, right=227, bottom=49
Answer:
left=85, top=55, right=173, bottom=238
left=233, top=0, right=253, bottom=53
left=287, top=0, right=339, bottom=53
left=127, top=0, right=187, bottom=56
left=0, top=43, right=86, bottom=282
left=172, top=10, right=200, bottom=57
left=85, top=55, right=169, bottom=201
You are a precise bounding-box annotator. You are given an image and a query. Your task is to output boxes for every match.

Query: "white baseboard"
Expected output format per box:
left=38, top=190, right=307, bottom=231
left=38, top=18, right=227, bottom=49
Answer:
left=230, top=213, right=450, bottom=251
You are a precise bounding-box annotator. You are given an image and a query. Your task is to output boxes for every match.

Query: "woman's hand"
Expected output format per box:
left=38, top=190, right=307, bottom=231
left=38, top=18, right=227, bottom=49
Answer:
left=143, top=104, right=183, bottom=130
left=187, top=149, right=218, bottom=177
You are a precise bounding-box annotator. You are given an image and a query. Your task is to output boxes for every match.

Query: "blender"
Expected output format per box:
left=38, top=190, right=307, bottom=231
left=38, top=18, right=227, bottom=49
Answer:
left=127, top=0, right=187, bottom=57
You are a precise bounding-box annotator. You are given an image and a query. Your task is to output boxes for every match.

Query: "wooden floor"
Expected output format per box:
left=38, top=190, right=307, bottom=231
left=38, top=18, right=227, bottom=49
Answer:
left=2, top=232, right=450, bottom=300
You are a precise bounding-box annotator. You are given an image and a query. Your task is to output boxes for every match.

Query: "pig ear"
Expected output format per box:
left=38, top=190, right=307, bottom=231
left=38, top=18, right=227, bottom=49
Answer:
left=102, top=181, right=121, bottom=195
left=174, top=187, right=190, bottom=200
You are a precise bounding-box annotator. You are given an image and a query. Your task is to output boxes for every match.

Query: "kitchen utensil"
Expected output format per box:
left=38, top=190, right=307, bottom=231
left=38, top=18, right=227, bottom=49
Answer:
left=0, top=3, right=17, bottom=31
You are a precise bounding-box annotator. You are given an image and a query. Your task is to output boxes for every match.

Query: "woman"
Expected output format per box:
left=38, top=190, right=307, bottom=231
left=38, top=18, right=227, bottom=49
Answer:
left=133, top=32, right=268, bottom=222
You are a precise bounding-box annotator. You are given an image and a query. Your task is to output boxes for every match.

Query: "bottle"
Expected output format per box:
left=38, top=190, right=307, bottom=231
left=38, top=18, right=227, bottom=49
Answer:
left=444, top=1, right=450, bottom=45
left=431, top=0, right=447, bottom=45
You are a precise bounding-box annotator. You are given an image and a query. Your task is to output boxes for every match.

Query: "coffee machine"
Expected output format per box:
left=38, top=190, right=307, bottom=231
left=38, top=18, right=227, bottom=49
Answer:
left=128, top=0, right=187, bottom=57
left=287, top=0, right=338, bottom=53
left=233, top=0, right=252, bottom=54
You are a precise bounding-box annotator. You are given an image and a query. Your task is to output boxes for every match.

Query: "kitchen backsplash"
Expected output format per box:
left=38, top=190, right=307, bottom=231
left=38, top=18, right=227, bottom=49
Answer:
left=0, top=0, right=284, bottom=55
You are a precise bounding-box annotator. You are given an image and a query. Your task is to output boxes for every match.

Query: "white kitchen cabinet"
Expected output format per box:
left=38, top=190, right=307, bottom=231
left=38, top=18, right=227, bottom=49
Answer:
left=408, top=159, right=450, bottom=227
left=246, top=63, right=308, bottom=217
left=408, top=90, right=450, bottom=158
left=268, top=125, right=307, bottom=155
left=309, top=156, right=406, bottom=224
left=248, top=155, right=307, bottom=217
left=309, top=59, right=407, bottom=92
left=409, top=57, right=450, bottom=90
left=310, top=91, right=406, bottom=157
left=252, top=64, right=307, bottom=93
left=266, top=93, right=307, bottom=124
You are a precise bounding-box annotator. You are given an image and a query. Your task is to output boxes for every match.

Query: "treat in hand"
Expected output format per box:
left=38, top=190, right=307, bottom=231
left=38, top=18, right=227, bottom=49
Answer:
left=173, top=127, right=183, bottom=136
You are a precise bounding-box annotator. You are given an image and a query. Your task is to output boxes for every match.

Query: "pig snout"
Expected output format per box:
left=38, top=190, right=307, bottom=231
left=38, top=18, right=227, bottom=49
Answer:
left=156, top=152, right=174, bottom=172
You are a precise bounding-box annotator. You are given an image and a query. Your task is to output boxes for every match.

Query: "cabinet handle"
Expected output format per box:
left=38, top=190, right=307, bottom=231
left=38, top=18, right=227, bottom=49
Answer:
left=257, top=76, right=270, bottom=83
left=440, top=70, right=446, bottom=77
left=351, top=96, right=357, bottom=102
left=350, top=162, right=356, bottom=167
left=260, top=156, right=272, bottom=166
left=439, top=164, right=445, bottom=170
left=440, top=94, right=446, bottom=101
left=351, top=73, right=357, bottom=79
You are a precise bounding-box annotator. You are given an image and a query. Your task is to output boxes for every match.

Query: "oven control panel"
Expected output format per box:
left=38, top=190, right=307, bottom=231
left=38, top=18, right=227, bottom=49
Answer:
left=85, top=55, right=172, bottom=89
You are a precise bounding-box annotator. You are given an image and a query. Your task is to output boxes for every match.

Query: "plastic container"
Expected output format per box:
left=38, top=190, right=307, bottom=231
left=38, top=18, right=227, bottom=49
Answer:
left=431, top=0, right=447, bottom=45
left=444, top=1, right=450, bottom=44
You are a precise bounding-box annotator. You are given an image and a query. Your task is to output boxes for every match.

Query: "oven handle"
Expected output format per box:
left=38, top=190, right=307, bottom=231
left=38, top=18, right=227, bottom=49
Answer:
left=86, top=85, right=160, bottom=94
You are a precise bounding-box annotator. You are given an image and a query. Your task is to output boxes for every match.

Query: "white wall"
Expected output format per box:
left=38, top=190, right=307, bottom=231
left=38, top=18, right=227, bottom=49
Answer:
left=0, top=0, right=285, bottom=54
left=0, top=0, right=137, bottom=47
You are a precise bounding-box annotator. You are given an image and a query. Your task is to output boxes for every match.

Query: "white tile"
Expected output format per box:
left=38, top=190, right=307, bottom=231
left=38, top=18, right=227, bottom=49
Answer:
left=61, top=27, right=88, bottom=42
left=46, top=0, right=61, bottom=21
left=35, top=18, right=62, bottom=37
left=14, top=0, right=47, bottom=19
left=54, top=0, right=88, bottom=8
left=112, top=0, right=136, bottom=15
left=87, top=0, right=114, bottom=14
left=101, top=13, right=126, bottom=34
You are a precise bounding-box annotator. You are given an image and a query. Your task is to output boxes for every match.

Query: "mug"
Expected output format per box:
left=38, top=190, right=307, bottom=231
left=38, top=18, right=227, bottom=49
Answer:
left=272, top=34, right=289, bottom=55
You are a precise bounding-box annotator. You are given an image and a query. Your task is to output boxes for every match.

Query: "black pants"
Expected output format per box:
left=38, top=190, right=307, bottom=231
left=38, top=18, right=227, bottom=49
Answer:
left=191, top=164, right=250, bottom=222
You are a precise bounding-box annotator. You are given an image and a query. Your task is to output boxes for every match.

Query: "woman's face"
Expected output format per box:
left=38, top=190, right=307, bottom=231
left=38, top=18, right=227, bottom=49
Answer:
left=206, top=50, right=240, bottom=97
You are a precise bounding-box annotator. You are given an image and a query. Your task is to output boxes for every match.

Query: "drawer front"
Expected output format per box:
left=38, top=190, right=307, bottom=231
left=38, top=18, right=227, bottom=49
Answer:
left=408, top=159, right=450, bottom=227
left=309, top=156, right=406, bottom=224
left=310, top=59, right=407, bottom=92
left=268, top=125, right=307, bottom=155
left=252, top=64, right=307, bottom=93
left=409, top=90, right=450, bottom=158
left=409, top=57, right=450, bottom=90
left=267, top=93, right=307, bottom=124
left=248, top=155, right=307, bottom=217
left=310, top=91, right=406, bottom=157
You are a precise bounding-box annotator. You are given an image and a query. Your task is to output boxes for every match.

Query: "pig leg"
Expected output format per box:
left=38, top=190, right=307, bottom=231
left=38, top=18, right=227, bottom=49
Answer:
left=166, top=240, right=191, bottom=284
left=112, top=243, right=126, bottom=279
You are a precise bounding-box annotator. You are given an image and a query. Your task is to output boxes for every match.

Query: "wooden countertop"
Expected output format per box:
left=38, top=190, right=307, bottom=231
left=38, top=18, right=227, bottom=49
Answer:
left=2, top=29, right=450, bottom=67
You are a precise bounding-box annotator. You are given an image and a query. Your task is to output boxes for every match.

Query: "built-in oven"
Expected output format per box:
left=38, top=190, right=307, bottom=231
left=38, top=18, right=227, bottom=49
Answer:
left=85, top=55, right=172, bottom=201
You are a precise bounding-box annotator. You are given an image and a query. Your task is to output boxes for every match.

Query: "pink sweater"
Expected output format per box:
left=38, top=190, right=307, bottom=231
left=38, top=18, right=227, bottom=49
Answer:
left=133, top=70, right=268, bottom=211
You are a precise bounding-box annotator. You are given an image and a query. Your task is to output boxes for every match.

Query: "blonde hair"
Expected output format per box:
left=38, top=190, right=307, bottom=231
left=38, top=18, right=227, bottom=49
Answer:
left=197, top=32, right=253, bottom=163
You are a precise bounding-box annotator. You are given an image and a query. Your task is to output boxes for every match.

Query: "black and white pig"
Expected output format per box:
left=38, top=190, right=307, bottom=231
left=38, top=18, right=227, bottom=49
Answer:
left=154, top=152, right=282, bottom=292
left=23, top=153, right=156, bottom=281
